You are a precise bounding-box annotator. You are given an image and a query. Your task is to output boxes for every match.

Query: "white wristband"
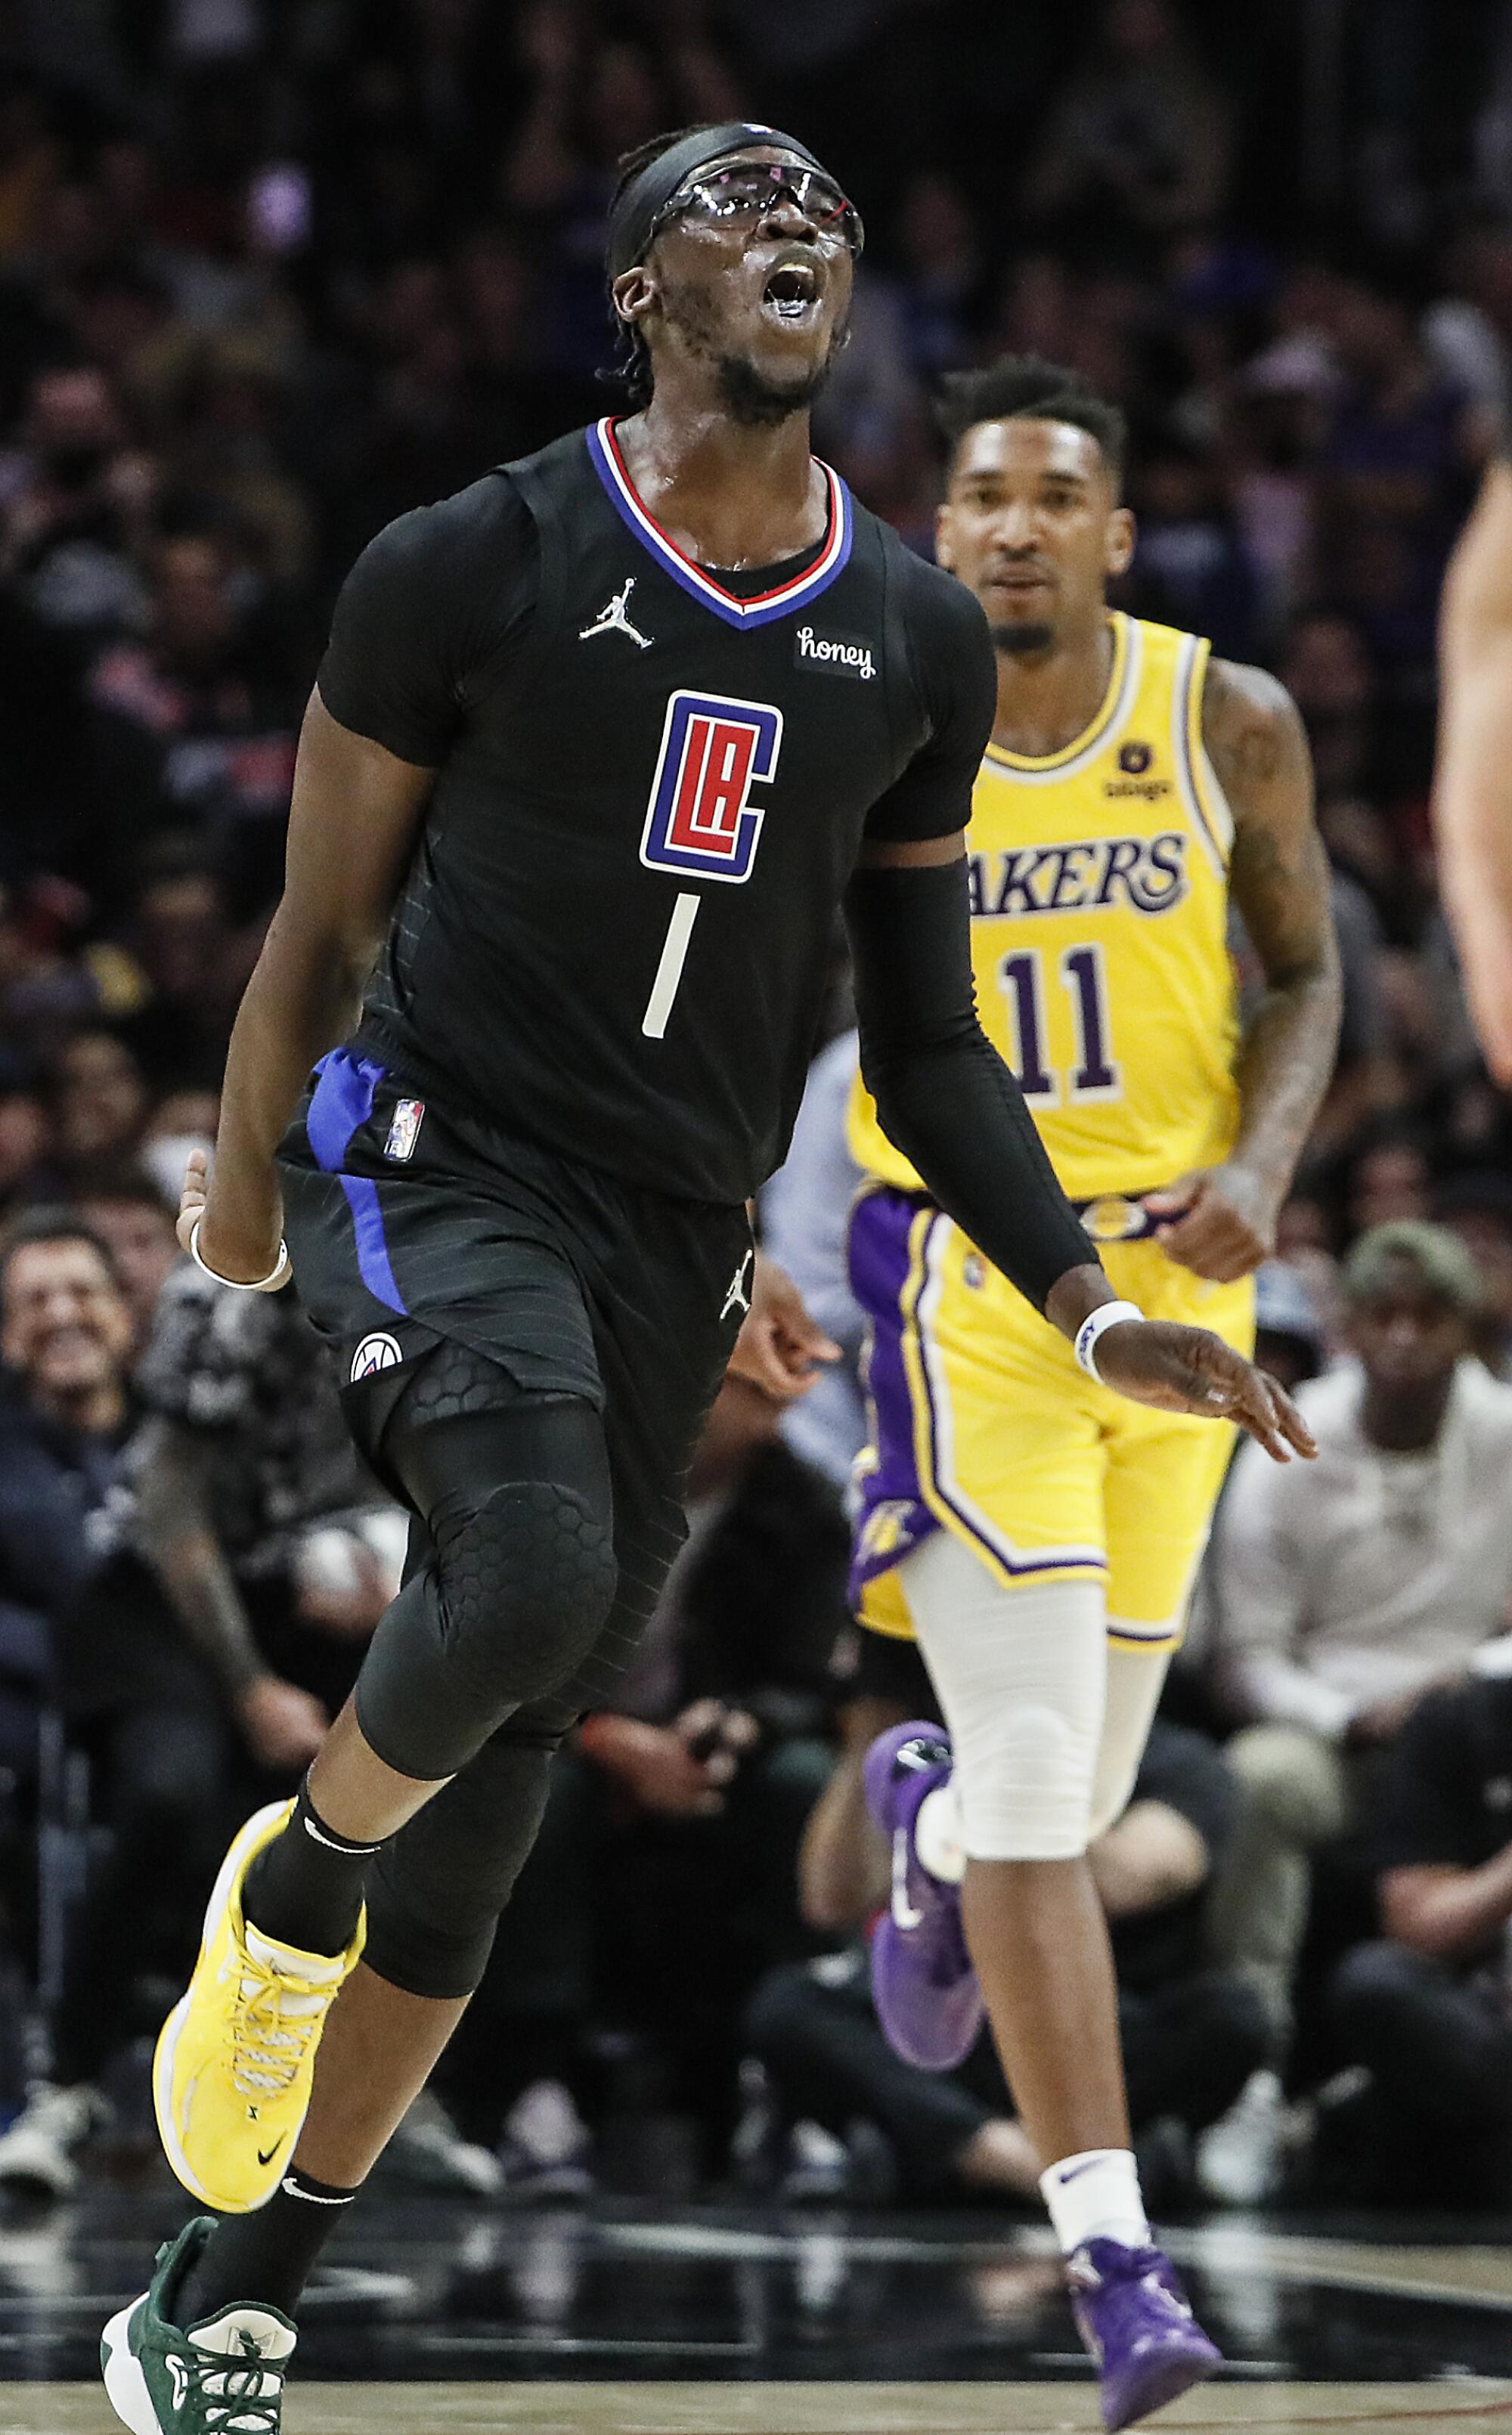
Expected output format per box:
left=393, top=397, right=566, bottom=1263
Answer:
left=1074, top=1299, right=1144, bottom=1381
left=188, top=1216, right=292, bottom=1293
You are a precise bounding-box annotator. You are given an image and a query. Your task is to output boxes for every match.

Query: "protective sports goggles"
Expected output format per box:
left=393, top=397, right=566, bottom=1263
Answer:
left=650, top=161, right=864, bottom=256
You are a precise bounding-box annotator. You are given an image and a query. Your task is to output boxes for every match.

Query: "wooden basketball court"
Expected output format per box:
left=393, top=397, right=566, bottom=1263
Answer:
left=3, top=2195, right=1510, bottom=2434
left=5, top=2379, right=1512, bottom=2433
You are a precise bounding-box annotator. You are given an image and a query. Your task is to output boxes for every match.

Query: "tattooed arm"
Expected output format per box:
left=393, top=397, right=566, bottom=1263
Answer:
left=1144, top=659, right=1341, bottom=1283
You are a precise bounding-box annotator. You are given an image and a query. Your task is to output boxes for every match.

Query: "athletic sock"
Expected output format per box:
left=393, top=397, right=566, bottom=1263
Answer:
left=241, top=1778, right=382, bottom=1958
left=178, top=2166, right=358, bottom=2325
left=1040, top=2147, right=1151, bottom=2254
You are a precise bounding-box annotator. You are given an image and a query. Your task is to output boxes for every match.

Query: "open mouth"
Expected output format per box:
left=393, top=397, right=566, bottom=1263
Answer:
left=39, top=1326, right=99, bottom=1367
left=762, top=262, right=821, bottom=321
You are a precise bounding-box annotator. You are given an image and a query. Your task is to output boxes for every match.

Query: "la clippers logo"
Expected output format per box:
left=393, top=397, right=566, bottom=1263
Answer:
left=640, top=689, right=783, bottom=885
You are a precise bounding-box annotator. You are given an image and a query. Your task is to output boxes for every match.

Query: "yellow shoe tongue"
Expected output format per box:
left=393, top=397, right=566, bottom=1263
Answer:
left=242, top=1925, right=345, bottom=1985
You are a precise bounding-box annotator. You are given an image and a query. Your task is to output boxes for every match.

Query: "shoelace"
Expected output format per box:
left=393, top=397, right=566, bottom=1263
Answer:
left=229, top=1966, right=327, bottom=2099
left=184, top=2343, right=285, bottom=2433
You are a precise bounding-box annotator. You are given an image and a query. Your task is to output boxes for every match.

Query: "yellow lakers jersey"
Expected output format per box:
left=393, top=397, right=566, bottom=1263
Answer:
left=850, top=612, right=1241, bottom=1204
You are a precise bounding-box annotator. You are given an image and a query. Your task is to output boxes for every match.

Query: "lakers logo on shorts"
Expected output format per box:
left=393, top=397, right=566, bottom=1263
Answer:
left=1081, top=1196, right=1145, bottom=1244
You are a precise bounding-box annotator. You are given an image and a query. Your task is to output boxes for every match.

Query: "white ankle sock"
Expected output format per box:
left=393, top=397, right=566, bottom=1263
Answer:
left=1040, top=2147, right=1151, bottom=2254
left=914, top=1783, right=965, bottom=1884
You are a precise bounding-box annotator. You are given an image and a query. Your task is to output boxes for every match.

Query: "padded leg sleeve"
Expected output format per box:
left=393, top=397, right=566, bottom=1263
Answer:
left=353, top=1380, right=617, bottom=1780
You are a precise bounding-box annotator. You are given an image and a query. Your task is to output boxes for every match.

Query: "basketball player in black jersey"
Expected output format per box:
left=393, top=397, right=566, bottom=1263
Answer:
left=101, top=123, right=1312, bottom=2435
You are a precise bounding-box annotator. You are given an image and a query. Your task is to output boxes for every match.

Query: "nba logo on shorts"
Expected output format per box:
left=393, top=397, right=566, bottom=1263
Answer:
left=384, top=1097, right=424, bottom=1160
left=351, top=1331, right=403, bottom=1382
left=640, top=689, right=783, bottom=885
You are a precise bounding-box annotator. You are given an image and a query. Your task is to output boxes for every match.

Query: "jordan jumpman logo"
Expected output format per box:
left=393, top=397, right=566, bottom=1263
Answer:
left=579, top=577, right=652, bottom=649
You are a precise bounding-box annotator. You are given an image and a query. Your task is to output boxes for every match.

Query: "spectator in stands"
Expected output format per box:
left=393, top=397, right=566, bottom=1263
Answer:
left=1318, top=283, right=1479, bottom=680
left=1023, top=0, right=1231, bottom=246
left=0, top=364, right=150, bottom=641
left=0, top=1068, right=52, bottom=1211
left=69, top=1165, right=178, bottom=1355
left=127, top=1259, right=395, bottom=1780
left=891, top=173, right=986, bottom=383
left=1344, top=1129, right=1432, bottom=1236
left=45, top=1026, right=150, bottom=1182
left=113, top=848, right=242, bottom=1093
left=1325, top=1671, right=1512, bottom=2206
left=0, top=1207, right=166, bottom=2194
left=1199, top=1223, right=1512, bottom=2196
left=0, top=880, right=113, bottom=1064
left=1279, top=612, right=1381, bottom=806
left=1434, top=1171, right=1512, bottom=1376
left=1130, top=436, right=1264, bottom=665
left=85, top=524, right=299, bottom=912
left=746, top=1632, right=1264, bottom=2205
left=0, top=1208, right=135, bottom=1781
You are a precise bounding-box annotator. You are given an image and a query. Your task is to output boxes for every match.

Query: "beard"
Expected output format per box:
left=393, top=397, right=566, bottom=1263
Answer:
left=658, top=271, right=842, bottom=426
left=714, top=347, right=835, bottom=426
left=990, top=619, right=1056, bottom=657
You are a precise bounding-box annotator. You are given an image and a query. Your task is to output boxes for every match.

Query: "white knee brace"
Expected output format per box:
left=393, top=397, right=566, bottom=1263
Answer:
left=898, top=1530, right=1107, bottom=1860
left=898, top=1534, right=1178, bottom=1862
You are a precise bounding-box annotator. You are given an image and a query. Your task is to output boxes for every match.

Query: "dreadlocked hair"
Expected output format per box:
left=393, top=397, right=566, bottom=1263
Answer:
left=937, top=356, right=1127, bottom=486
left=602, top=124, right=726, bottom=408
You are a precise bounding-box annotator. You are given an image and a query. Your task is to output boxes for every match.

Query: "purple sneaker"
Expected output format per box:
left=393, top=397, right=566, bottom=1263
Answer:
left=863, top=1721, right=984, bottom=2072
left=1067, top=2238, right=1222, bottom=2430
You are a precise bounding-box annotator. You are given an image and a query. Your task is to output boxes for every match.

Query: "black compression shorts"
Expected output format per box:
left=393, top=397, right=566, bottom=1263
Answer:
left=277, top=1046, right=753, bottom=1675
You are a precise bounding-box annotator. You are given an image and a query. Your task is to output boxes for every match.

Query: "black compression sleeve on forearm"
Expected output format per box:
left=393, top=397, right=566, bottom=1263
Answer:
left=844, top=858, right=1101, bottom=1317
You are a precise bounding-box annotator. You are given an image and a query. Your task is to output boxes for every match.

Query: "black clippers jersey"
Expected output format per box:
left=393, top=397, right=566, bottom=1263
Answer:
left=320, top=420, right=993, bottom=1204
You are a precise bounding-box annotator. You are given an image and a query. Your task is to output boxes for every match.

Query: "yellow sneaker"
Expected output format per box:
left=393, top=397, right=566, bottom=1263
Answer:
left=153, top=1801, right=366, bottom=2214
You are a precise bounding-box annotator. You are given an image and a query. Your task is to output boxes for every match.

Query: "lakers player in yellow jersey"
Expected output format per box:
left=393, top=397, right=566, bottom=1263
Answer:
left=851, top=359, right=1340, bottom=2334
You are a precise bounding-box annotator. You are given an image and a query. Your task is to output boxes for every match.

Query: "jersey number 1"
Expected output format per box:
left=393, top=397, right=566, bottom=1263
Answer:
left=999, top=944, right=1121, bottom=1106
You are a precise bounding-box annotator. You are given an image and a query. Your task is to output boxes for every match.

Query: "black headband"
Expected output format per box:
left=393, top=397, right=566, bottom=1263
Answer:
left=606, top=122, right=831, bottom=279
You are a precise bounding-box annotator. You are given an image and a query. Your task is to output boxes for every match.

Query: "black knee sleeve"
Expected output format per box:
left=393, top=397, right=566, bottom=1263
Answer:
left=361, top=1709, right=567, bottom=1999
left=358, top=1473, right=616, bottom=1778
left=353, top=1355, right=618, bottom=1780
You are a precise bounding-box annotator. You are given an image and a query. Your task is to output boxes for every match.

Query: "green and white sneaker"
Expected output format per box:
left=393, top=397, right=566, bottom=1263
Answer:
left=101, top=2217, right=296, bottom=2433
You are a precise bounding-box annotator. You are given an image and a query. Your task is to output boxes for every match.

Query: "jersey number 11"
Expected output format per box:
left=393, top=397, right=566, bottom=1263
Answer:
left=999, top=944, right=1122, bottom=1107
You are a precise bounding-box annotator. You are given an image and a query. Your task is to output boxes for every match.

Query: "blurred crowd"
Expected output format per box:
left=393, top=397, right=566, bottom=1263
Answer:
left=4, top=0, right=1512, bottom=2215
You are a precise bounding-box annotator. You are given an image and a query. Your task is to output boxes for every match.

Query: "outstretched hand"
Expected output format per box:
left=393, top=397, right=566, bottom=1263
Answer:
left=727, top=1254, right=841, bottom=1405
left=1092, top=1318, right=1316, bottom=1464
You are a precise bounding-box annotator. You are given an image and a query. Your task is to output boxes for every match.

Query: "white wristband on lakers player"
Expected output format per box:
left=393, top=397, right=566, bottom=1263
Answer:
left=1074, top=1299, right=1144, bottom=1382
left=188, top=1216, right=291, bottom=1293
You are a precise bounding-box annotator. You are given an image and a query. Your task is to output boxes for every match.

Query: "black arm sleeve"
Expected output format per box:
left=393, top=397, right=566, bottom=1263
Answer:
left=845, top=857, right=1101, bottom=1317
